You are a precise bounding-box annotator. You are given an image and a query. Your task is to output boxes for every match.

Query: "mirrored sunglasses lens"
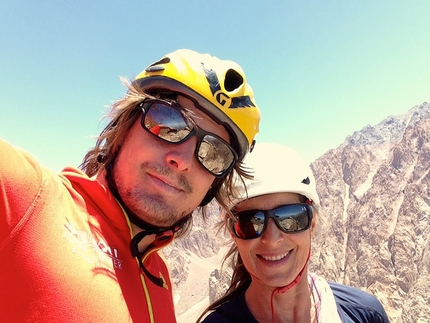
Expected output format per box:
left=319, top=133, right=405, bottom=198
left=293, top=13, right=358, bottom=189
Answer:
left=234, top=211, right=265, bottom=239
left=197, top=135, right=235, bottom=175
left=144, top=103, right=191, bottom=142
left=276, top=205, right=310, bottom=232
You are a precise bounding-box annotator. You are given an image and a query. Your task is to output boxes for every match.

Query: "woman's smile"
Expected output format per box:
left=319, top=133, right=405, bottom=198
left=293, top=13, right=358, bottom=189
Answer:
left=258, top=250, right=292, bottom=262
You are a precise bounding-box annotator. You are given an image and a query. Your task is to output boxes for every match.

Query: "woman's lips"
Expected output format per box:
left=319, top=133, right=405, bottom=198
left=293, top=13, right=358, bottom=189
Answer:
left=259, top=250, right=292, bottom=262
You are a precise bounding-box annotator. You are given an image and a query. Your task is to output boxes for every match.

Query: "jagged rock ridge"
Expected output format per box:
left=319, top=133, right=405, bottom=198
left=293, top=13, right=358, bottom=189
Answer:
left=310, top=102, right=429, bottom=323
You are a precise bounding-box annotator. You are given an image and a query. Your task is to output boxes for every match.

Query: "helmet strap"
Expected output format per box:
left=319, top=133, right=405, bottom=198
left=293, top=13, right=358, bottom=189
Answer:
left=199, top=177, right=223, bottom=206
left=275, top=247, right=311, bottom=294
left=266, top=247, right=311, bottom=323
left=105, top=161, right=186, bottom=287
left=247, top=246, right=311, bottom=294
left=200, top=186, right=216, bottom=206
left=105, top=162, right=161, bottom=231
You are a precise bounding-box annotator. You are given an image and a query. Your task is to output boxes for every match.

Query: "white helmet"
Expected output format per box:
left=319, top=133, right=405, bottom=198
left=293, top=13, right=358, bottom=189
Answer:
left=235, top=143, right=320, bottom=204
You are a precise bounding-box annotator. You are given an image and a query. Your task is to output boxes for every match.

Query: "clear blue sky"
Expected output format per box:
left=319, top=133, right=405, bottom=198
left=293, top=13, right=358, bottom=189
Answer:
left=1, top=0, right=429, bottom=172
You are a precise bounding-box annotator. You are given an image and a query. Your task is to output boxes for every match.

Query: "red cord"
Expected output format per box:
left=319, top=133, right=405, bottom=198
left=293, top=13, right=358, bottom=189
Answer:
left=269, top=248, right=311, bottom=322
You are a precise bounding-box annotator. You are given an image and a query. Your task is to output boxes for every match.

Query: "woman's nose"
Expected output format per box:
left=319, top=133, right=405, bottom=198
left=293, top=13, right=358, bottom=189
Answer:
left=260, top=218, right=284, bottom=246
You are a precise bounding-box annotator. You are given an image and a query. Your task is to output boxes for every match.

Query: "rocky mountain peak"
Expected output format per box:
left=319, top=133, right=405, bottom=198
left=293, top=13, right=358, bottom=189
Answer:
left=310, top=102, right=430, bottom=323
left=343, top=102, right=429, bottom=147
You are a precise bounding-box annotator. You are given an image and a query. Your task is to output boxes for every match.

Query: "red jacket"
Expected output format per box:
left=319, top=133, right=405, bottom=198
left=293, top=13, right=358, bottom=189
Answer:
left=0, top=139, right=177, bottom=322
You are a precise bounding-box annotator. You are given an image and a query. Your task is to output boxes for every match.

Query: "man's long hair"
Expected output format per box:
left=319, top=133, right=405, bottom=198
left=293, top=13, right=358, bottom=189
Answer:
left=79, top=78, right=251, bottom=236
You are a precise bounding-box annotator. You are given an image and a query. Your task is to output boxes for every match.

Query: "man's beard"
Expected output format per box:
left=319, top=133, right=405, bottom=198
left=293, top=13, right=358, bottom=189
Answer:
left=114, top=162, right=192, bottom=228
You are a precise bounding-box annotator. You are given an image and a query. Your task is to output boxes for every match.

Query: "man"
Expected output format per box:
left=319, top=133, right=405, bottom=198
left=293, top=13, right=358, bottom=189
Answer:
left=0, top=49, right=260, bottom=322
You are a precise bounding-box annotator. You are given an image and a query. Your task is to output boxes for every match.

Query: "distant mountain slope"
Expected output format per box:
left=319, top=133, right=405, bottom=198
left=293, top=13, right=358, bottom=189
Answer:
left=310, top=102, right=429, bottom=323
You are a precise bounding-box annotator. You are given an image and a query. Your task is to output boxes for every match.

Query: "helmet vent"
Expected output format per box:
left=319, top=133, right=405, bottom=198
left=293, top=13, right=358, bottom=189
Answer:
left=224, top=69, right=244, bottom=92
left=145, top=57, right=170, bottom=72
left=301, top=177, right=311, bottom=185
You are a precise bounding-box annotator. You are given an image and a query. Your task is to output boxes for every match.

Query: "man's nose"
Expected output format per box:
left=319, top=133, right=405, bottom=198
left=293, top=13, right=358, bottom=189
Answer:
left=165, top=135, right=198, bottom=172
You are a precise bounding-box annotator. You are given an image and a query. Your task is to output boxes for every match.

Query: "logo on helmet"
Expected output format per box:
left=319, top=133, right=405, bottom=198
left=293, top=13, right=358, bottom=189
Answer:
left=230, top=96, right=256, bottom=109
left=202, top=63, right=256, bottom=110
left=215, top=91, right=232, bottom=108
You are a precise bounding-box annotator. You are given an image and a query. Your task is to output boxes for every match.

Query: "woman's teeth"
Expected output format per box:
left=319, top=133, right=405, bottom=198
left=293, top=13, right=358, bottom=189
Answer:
left=261, top=252, right=289, bottom=261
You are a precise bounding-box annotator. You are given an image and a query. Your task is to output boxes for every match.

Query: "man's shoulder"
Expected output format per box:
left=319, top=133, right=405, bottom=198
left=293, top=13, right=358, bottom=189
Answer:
left=329, top=282, right=390, bottom=323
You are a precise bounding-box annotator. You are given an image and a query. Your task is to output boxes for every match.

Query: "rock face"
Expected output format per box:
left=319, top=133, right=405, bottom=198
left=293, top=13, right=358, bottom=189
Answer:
left=166, top=102, right=430, bottom=323
left=310, top=102, right=430, bottom=323
left=162, top=203, right=231, bottom=317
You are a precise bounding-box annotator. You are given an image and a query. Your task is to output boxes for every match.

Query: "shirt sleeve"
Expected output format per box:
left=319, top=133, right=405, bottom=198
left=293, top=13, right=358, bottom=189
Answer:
left=330, top=282, right=391, bottom=323
left=0, top=139, right=44, bottom=244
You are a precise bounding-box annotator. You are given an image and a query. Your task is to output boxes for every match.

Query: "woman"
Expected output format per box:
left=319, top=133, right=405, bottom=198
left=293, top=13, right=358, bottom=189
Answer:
left=198, top=143, right=390, bottom=323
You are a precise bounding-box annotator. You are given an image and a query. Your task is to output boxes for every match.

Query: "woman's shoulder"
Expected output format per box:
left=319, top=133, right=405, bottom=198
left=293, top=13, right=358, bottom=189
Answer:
left=201, top=291, right=258, bottom=323
left=329, top=282, right=390, bottom=323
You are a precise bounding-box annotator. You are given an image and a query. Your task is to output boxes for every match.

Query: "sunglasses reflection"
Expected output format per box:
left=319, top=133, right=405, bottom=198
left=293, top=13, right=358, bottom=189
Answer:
left=141, top=99, right=237, bottom=177
left=232, top=204, right=313, bottom=239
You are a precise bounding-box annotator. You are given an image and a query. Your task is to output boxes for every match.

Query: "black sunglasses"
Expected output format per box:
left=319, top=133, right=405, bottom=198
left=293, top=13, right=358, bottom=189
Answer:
left=231, top=203, right=314, bottom=239
left=139, top=99, right=237, bottom=177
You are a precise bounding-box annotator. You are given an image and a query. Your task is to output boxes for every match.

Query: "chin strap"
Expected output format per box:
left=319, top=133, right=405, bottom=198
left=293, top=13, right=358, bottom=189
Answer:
left=129, top=222, right=185, bottom=288
left=105, top=161, right=185, bottom=288
left=275, top=248, right=311, bottom=294
left=130, top=230, right=168, bottom=288
left=106, top=163, right=162, bottom=231
left=269, top=248, right=312, bottom=323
